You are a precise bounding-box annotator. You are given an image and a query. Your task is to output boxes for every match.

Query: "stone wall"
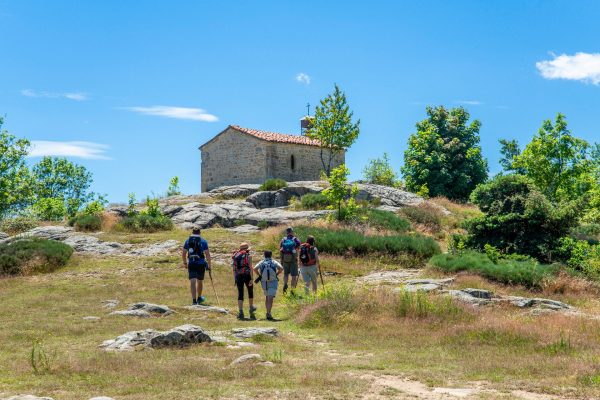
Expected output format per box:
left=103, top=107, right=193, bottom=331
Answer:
left=201, top=128, right=267, bottom=191
left=200, top=127, right=346, bottom=192
left=265, top=142, right=345, bottom=182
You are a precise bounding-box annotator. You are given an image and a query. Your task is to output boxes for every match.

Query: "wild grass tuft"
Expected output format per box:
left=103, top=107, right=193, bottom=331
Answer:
left=259, top=178, right=287, bottom=191
left=364, top=209, right=411, bottom=232
left=395, top=290, right=463, bottom=319
left=429, top=251, right=558, bottom=288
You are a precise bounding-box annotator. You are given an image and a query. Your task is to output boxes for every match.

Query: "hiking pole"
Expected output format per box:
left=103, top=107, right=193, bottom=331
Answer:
left=208, top=268, right=221, bottom=307
left=318, top=263, right=325, bottom=288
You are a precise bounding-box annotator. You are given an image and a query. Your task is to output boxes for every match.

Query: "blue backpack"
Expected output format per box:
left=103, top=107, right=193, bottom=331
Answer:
left=281, top=237, right=296, bottom=254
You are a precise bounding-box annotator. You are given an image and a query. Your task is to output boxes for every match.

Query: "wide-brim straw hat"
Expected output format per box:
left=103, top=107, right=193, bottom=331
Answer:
left=239, top=242, right=250, bottom=250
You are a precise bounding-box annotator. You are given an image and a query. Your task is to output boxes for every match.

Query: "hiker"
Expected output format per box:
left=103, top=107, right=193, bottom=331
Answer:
left=232, top=242, right=257, bottom=320
left=253, top=250, right=284, bottom=321
left=279, top=226, right=301, bottom=294
left=182, top=227, right=211, bottom=305
left=299, top=235, right=319, bottom=295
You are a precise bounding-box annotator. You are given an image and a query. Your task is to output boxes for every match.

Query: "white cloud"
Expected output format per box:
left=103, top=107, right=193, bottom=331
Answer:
left=455, top=100, right=482, bottom=105
left=295, top=73, right=311, bottom=85
left=28, top=141, right=110, bottom=160
left=124, top=106, right=218, bottom=122
left=21, top=89, right=88, bottom=101
left=536, top=52, right=600, bottom=85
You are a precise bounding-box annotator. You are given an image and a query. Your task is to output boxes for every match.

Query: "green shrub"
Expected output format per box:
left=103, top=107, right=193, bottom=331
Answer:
left=288, top=283, right=358, bottom=327
left=300, top=193, right=330, bottom=210
left=287, top=226, right=440, bottom=259
left=0, top=216, right=38, bottom=235
left=364, top=209, right=411, bottom=232
left=257, top=220, right=269, bottom=229
left=467, top=175, right=580, bottom=262
left=429, top=250, right=558, bottom=288
left=400, top=205, right=442, bottom=230
left=259, top=178, right=287, bottom=191
left=73, top=214, right=102, bottom=232
left=555, top=237, right=600, bottom=278
left=0, top=238, right=73, bottom=275
left=118, top=214, right=173, bottom=233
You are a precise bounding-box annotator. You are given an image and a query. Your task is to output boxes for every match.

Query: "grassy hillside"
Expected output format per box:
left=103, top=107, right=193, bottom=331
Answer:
left=1, top=226, right=600, bottom=399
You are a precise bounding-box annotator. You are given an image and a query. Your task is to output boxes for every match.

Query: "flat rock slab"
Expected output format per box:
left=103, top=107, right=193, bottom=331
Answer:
left=402, top=278, right=454, bottom=292
left=359, top=270, right=420, bottom=285
left=504, top=296, right=571, bottom=310
left=2, top=396, right=55, bottom=400
left=184, top=305, right=229, bottom=314
left=231, top=327, right=278, bottom=339
left=110, top=302, right=173, bottom=317
left=101, top=299, right=120, bottom=309
left=83, top=316, right=101, bottom=321
left=227, top=224, right=261, bottom=234
left=230, top=353, right=262, bottom=365
left=100, top=324, right=213, bottom=352
left=444, top=290, right=491, bottom=306
left=461, top=288, right=494, bottom=299
left=127, top=240, right=180, bottom=256
left=110, top=309, right=151, bottom=318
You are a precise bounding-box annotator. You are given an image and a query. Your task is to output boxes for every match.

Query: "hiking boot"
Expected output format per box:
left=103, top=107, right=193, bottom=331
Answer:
left=237, top=310, right=244, bottom=320
left=249, top=306, right=257, bottom=320
left=283, top=284, right=288, bottom=294
left=197, top=296, right=206, bottom=304
left=192, top=299, right=197, bottom=305
left=266, top=313, right=274, bottom=321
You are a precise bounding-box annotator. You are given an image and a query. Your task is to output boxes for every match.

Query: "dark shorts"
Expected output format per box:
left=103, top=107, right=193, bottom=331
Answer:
left=188, top=263, right=206, bottom=280
left=281, top=257, right=298, bottom=277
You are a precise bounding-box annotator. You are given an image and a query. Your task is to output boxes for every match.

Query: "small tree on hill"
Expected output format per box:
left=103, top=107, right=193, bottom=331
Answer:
left=512, top=113, right=595, bottom=204
left=363, top=153, right=401, bottom=187
left=306, top=84, right=360, bottom=177
left=0, top=117, right=32, bottom=218
left=167, top=176, right=181, bottom=197
left=323, top=164, right=359, bottom=221
left=402, top=106, right=488, bottom=201
left=32, top=156, right=95, bottom=217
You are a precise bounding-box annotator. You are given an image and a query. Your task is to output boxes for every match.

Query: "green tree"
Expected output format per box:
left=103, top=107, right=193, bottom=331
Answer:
left=513, top=113, right=594, bottom=203
left=167, top=176, right=181, bottom=197
left=498, top=139, right=525, bottom=174
left=32, top=157, right=94, bottom=217
left=306, top=84, right=360, bottom=176
left=362, top=153, right=401, bottom=187
left=466, top=174, right=580, bottom=262
left=323, top=164, right=358, bottom=221
left=401, top=106, right=488, bottom=201
left=0, top=118, right=32, bottom=218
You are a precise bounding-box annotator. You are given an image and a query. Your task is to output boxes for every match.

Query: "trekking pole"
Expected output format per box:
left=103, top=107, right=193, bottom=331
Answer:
left=208, top=268, right=221, bottom=307
left=318, top=263, right=325, bottom=287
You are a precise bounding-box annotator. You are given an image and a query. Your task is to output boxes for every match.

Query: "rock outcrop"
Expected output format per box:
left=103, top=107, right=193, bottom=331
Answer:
left=99, top=324, right=213, bottom=351
left=0, top=227, right=179, bottom=257
left=231, top=327, right=278, bottom=339
left=184, top=304, right=229, bottom=314
left=110, top=302, right=173, bottom=318
left=444, top=288, right=572, bottom=311
left=355, top=183, right=424, bottom=208
left=209, top=184, right=261, bottom=199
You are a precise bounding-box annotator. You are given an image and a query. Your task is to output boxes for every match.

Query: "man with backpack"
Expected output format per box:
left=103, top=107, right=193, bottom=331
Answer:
left=182, top=227, right=211, bottom=305
left=231, top=242, right=257, bottom=320
left=299, top=235, right=320, bottom=295
left=253, top=250, right=284, bottom=321
left=279, top=227, right=301, bottom=294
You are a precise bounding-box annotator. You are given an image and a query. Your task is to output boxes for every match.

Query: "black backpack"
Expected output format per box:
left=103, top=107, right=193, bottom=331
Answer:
left=188, top=236, right=205, bottom=262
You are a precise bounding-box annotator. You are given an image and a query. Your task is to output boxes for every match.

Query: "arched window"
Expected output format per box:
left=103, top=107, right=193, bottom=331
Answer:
left=291, top=154, right=295, bottom=170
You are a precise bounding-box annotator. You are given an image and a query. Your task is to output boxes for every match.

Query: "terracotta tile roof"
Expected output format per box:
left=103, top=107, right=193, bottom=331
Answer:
left=230, top=125, right=321, bottom=147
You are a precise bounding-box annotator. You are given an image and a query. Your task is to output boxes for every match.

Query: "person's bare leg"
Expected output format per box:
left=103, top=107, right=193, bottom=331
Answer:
left=304, top=277, right=310, bottom=295
left=266, top=296, right=273, bottom=314
left=283, top=273, right=289, bottom=287
left=291, top=275, right=298, bottom=289
left=312, top=276, right=317, bottom=293
left=238, top=300, right=244, bottom=310
left=190, top=278, right=197, bottom=301
left=197, top=280, right=203, bottom=299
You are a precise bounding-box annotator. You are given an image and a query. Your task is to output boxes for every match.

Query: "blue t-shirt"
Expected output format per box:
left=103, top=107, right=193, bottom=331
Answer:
left=184, top=236, right=209, bottom=266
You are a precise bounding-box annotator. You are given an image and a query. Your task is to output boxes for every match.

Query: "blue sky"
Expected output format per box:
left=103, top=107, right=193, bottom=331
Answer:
left=1, top=0, right=599, bottom=202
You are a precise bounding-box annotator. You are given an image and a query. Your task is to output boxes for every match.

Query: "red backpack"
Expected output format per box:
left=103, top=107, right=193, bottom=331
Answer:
left=232, top=250, right=251, bottom=275
left=299, top=243, right=317, bottom=266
